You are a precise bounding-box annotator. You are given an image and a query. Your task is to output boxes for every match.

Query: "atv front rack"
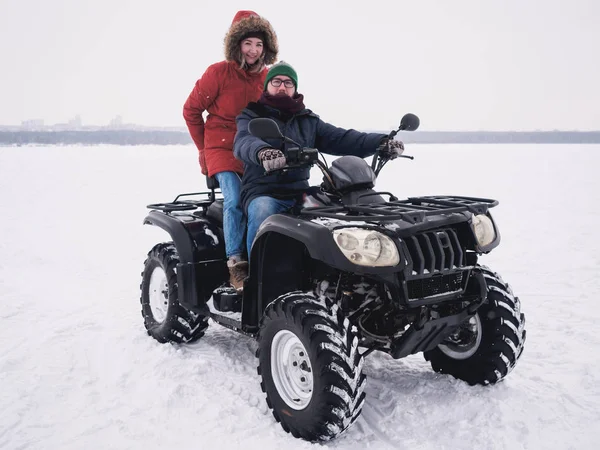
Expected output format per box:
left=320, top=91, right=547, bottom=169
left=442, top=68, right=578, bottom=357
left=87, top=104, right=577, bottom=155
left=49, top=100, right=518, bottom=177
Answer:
left=146, top=191, right=222, bottom=212
left=301, top=195, right=498, bottom=224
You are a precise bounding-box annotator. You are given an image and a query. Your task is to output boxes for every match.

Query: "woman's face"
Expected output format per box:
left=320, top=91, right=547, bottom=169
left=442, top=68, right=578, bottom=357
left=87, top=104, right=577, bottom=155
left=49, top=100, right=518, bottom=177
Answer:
left=240, top=38, right=264, bottom=66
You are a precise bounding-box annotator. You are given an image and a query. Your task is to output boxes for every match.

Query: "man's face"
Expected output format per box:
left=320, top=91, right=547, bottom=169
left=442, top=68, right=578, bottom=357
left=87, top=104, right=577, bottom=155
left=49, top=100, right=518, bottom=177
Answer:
left=266, top=75, right=295, bottom=97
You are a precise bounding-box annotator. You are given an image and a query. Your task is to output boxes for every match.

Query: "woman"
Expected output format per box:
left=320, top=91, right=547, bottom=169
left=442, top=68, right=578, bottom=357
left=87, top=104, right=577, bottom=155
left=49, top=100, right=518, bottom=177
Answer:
left=183, top=11, right=278, bottom=290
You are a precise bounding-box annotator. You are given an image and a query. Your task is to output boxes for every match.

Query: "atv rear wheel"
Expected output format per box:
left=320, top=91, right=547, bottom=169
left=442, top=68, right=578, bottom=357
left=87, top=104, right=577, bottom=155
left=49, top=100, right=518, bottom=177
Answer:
left=424, top=265, right=526, bottom=385
left=256, top=292, right=366, bottom=442
left=140, top=243, right=209, bottom=344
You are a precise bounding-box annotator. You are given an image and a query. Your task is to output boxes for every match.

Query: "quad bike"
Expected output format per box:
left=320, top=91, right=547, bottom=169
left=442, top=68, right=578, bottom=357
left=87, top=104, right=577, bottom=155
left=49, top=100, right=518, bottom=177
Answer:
left=139, top=113, right=526, bottom=442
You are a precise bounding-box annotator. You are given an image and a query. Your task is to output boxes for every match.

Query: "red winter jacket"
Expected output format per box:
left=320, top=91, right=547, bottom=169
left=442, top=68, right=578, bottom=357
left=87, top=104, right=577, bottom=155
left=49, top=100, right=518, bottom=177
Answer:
left=183, top=61, right=267, bottom=176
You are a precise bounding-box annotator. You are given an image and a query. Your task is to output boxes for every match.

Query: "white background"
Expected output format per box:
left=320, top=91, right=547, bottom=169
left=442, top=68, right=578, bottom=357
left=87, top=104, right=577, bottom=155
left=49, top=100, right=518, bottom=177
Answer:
left=1, top=0, right=599, bottom=130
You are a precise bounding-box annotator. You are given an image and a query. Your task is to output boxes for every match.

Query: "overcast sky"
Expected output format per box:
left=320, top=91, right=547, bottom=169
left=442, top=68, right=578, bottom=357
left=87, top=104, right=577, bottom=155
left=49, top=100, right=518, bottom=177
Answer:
left=1, top=0, right=598, bottom=131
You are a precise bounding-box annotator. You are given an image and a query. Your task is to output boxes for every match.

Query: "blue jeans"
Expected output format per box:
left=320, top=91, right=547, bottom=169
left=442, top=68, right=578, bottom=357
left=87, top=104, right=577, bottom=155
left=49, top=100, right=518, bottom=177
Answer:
left=214, top=172, right=246, bottom=259
left=247, top=196, right=297, bottom=254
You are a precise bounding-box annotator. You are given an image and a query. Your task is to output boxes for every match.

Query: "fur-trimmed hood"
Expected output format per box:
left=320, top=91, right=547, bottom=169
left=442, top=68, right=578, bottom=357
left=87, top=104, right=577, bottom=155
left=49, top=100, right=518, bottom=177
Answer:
left=224, top=11, right=278, bottom=66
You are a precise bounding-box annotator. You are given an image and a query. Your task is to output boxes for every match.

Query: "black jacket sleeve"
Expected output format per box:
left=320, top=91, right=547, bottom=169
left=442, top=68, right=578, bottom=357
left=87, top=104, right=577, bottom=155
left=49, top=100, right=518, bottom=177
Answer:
left=233, top=108, right=272, bottom=166
left=315, top=119, right=387, bottom=158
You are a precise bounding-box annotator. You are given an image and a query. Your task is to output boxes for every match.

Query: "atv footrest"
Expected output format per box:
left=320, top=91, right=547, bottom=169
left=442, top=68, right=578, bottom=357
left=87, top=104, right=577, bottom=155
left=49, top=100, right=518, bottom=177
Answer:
left=212, top=285, right=242, bottom=312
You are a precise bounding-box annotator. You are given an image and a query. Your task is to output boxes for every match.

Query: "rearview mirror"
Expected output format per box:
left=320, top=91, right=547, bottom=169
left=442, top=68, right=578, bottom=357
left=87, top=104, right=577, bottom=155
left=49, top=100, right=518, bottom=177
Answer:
left=399, top=113, right=420, bottom=131
left=248, top=118, right=284, bottom=139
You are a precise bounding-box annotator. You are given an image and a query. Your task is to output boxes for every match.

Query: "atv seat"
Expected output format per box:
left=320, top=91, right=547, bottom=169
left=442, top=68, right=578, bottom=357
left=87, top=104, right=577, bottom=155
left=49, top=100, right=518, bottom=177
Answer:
left=207, top=199, right=224, bottom=224
left=206, top=175, right=219, bottom=190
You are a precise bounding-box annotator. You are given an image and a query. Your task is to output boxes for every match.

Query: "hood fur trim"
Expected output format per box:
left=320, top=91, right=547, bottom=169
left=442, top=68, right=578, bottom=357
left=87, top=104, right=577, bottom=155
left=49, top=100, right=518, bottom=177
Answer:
left=224, top=15, right=278, bottom=66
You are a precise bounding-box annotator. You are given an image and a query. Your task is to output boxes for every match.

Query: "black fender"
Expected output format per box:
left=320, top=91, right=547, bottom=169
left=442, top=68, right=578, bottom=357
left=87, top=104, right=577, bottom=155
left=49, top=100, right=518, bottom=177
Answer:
left=144, top=211, right=197, bottom=263
left=250, top=213, right=403, bottom=276
left=143, top=210, right=227, bottom=310
left=240, top=213, right=404, bottom=330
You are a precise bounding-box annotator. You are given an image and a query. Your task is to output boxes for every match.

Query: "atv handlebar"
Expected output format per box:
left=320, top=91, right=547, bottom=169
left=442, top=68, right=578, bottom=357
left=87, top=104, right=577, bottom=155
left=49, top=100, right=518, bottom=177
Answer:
left=251, top=113, right=420, bottom=180
left=260, top=147, right=320, bottom=175
left=371, top=113, right=420, bottom=175
left=285, top=147, right=320, bottom=165
left=262, top=147, right=339, bottom=194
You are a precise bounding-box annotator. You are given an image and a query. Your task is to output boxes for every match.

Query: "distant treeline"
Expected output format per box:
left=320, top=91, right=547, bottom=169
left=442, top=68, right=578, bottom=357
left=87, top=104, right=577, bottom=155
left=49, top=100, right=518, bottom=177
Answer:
left=396, top=130, right=600, bottom=144
left=0, top=130, right=191, bottom=146
left=1, top=130, right=600, bottom=146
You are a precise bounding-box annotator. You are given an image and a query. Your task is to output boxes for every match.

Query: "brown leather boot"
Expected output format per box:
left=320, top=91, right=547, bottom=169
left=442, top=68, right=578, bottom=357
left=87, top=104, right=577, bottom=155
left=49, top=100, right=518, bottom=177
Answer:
left=227, top=260, right=248, bottom=291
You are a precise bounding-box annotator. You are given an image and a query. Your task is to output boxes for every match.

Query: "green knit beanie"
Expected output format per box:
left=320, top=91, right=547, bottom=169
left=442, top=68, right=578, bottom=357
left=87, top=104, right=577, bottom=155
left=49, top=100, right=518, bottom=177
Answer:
left=264, top=61, right=298, bottom=90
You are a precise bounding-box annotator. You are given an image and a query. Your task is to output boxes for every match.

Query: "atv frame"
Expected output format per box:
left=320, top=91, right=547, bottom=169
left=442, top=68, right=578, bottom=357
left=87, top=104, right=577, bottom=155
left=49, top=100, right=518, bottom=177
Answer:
left=139, top=114, right=526, bottom=441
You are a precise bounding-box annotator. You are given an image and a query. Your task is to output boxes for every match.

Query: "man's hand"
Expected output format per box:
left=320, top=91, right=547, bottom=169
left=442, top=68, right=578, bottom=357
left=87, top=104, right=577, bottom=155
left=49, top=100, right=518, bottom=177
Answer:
left=380, top=139, right=405, bottom=160
left=258, top=148, right=287, bottom=172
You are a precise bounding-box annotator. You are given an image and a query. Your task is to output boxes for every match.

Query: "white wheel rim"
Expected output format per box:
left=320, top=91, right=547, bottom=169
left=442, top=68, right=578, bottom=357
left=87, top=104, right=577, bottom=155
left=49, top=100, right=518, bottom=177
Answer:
left=148, top=266, right=169, bottom=323
left=438, top=313, right=482, bottom=360
left=270, top=330, right=313, bottom=410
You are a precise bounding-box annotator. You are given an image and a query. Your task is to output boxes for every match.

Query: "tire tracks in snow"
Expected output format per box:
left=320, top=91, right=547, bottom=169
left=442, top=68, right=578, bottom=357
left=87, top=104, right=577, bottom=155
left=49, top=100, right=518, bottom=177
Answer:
left=170, top=323, right=272, bottom=418
left=344, top=355, right=444, bottom=448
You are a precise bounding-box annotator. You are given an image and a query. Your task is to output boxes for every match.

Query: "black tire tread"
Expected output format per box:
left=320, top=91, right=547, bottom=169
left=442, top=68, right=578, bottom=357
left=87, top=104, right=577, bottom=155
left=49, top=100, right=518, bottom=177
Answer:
left=256, top=292, right=366, bottom=441
left=140, top=242, right=209, bottom=344
left=424, top=265, right=526, bottom=385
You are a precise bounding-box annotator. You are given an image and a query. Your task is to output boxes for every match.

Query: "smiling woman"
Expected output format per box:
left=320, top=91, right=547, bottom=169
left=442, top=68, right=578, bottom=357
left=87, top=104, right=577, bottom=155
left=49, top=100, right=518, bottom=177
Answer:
left=182, top=10, right=279, bottom=290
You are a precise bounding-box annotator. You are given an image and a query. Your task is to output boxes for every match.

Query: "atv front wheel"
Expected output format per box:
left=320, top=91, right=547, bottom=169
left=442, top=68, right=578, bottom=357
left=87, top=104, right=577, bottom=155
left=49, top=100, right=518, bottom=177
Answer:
left=256, top=292, right=366, bottom=442
left=140, top=243, right=209, bottom=344
left=424, top=266, right=526, bottom=385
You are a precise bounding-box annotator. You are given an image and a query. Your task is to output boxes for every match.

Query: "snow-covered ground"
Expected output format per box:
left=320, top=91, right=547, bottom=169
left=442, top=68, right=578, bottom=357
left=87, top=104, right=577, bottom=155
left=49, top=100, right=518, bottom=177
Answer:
left=1, top=143, right=599, bottom=449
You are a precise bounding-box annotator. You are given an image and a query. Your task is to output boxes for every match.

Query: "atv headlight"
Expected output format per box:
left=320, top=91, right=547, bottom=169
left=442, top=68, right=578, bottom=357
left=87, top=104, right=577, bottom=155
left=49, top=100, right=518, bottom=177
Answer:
left=471, top=214, right=496, bottom=247
left=333, top=228, right=399, bottom=267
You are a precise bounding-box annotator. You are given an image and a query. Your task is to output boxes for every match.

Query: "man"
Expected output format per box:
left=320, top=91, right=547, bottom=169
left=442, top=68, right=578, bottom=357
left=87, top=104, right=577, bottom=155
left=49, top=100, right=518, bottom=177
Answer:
left=233, top=61, right=404, bottom=254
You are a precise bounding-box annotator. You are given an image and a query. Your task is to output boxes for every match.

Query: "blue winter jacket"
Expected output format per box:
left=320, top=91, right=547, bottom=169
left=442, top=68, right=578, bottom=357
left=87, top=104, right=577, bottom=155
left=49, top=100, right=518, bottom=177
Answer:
left=234, top=101, right=387, bottom=212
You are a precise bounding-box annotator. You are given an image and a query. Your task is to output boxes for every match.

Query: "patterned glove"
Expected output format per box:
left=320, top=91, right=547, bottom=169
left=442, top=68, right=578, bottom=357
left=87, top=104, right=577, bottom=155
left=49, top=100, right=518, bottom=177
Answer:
left=380, top=139, right=405, bottom=160
left=258, top=148, right=287, bottom=172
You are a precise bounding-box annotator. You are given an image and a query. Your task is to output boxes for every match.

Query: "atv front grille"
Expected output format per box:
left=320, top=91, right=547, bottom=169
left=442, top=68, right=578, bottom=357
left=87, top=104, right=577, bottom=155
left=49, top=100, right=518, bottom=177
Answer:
left=403, top=229, right=464, bottom=275
left=406, top=272, right=465, bottom=300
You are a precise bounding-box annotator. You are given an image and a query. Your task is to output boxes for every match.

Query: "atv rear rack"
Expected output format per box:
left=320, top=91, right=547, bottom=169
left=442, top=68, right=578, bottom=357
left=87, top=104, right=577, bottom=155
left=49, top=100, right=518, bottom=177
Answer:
left=301, top=195, right=498, bottom=224
left=146, top=191, right=222, bottom=212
